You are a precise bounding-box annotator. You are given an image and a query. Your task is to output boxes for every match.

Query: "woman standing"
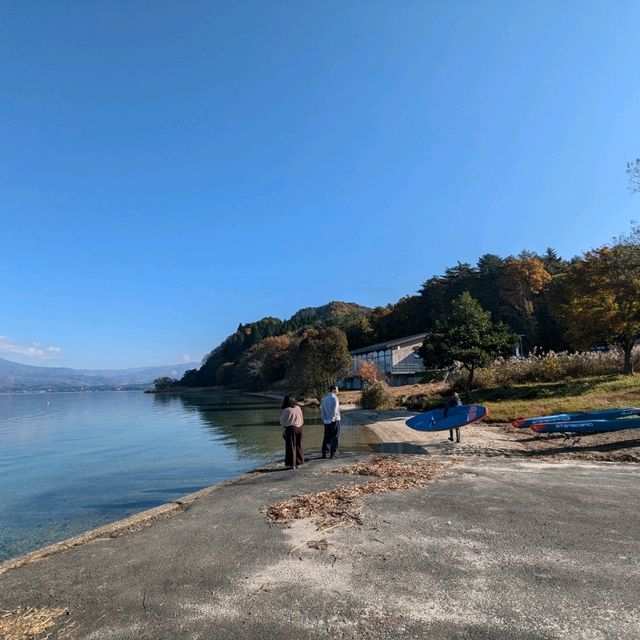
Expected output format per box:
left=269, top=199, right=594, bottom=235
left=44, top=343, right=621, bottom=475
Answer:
left=279, top=395, right=304, bottom=469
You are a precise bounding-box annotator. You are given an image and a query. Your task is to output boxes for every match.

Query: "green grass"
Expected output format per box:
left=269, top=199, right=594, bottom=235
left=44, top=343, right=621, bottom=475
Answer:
left=400, top=374, right=640, bottom=422
left=462, top=374, right=640, bottom=423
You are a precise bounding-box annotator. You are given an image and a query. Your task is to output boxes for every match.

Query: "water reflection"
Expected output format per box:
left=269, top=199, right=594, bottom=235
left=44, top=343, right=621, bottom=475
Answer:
left=155, top=391, right=371, bottom=458
left=155, top=391, right=284, bottom=457
left=0, top=390, right=375, bottom=562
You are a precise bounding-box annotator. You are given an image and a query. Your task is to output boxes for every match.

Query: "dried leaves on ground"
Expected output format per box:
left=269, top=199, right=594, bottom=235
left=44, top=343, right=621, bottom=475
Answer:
left=335, top=455, right=442, bottom=479
left=0, top=607, right=68, bottom=640
left=263, top=456, right=444, bottom=529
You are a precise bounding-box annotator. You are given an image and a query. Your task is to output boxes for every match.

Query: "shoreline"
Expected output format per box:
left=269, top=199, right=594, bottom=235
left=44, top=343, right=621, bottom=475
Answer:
left=0, top=463, right=282, bottom=576
left=3, top=404, right=639, bottom=576
left=0, top=404, right=376, bottom=575
left=1, top=443, right=638, bottom=639
left=0, top=407, right=462, bottom=575
left=248, top=389, right=360, bottom=411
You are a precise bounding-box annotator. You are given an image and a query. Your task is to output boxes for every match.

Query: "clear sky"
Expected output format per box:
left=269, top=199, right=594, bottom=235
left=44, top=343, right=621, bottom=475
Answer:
left=1, top=1, right=639, bottom=369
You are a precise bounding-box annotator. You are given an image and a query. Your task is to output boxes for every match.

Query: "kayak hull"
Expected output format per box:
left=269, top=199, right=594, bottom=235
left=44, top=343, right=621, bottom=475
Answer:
left=512, top=408, right=640, bottom=429
left=530, top=418, right=640, bottom=434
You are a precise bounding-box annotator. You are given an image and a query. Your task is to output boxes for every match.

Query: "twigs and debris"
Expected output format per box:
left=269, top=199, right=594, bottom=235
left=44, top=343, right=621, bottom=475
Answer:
left=334, top=455, right=442, bottom=480
left=0, top=606, right=69, bottom=640
left=307, top=539, right=329, bottom=551
left=264, top=478, right=424, bottom=528
left=263, top=456, right=446, bottom=530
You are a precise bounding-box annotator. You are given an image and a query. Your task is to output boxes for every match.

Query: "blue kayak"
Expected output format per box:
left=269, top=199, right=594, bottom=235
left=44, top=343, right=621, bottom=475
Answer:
left=512, top=407, right=640, bottom=429
left=406, top=404, right=488, bottom=432
left=530, top=417, right=640, bottom=434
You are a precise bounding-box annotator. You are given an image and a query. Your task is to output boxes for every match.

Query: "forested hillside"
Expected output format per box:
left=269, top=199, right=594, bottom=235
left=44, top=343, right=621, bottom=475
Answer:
left=179, top=301, right=372, bottom=388
left=178, top=223, right=640, bottom=390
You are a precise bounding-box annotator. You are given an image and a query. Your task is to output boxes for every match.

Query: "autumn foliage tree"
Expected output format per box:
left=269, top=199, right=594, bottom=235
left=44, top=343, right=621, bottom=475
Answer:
left=240, top=334, right=294, bottom=388
left=177, top=221, right=640, bottom=391
left=556, top=240, right=640, bottom=374
left=290, top=327, right=352, bottom=400
left=499, top=255, right=551, bottom=351
left=358, top=360, right=383, bottom=386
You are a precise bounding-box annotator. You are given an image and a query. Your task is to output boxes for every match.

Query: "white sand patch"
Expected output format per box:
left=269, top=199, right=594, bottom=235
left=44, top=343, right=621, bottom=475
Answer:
left=280, top=517, right=324, bottom=550
left=181, top=598, right=242, bottom=622
left=84, top=623, right=143, bottom=640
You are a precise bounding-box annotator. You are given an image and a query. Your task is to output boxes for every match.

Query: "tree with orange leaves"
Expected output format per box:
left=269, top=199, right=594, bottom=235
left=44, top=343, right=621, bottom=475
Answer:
left=358, top=359, right=383, bottom=387
left=556, top=240, right=640, bottom=374
left=499, top=255, right=552, bottom=351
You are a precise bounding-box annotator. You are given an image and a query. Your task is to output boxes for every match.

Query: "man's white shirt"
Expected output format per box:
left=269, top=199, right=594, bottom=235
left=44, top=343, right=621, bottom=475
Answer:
left=320, top=393, right=340, bottom=424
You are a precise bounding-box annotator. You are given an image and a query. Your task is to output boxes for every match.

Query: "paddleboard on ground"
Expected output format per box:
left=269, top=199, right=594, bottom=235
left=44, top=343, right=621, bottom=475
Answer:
left=406, top=404, right=488, bottom=432
left=512, top=407, right=640, bottom=429
left=530, top=417, right=640, bottom=434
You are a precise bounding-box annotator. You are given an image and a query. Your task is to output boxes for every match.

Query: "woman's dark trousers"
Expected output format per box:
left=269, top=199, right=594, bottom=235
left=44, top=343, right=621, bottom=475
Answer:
left=284, top=426, right=304, bottom=467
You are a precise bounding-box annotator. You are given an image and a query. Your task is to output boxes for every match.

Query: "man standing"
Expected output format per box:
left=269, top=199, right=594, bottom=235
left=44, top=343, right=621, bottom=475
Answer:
left=444, top=392, right=462, bottom=443
left=320, top=384, right=341, bottom=459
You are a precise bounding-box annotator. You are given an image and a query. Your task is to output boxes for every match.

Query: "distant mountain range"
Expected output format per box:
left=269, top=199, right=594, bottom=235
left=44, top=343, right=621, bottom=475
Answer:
left=0, top=358, right=199, bottom=392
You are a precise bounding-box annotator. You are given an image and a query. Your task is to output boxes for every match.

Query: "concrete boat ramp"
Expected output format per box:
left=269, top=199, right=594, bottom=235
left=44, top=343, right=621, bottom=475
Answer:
left=1, top=447, right=639, bottom=640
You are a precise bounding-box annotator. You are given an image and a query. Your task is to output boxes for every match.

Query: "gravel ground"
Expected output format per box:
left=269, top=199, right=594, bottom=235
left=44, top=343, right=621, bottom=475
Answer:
left=351, top=409, right=640, bottom=462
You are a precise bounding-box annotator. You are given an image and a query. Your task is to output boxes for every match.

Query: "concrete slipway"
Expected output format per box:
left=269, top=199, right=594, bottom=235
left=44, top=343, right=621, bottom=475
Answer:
left=0, top=420, right=639, bottom=639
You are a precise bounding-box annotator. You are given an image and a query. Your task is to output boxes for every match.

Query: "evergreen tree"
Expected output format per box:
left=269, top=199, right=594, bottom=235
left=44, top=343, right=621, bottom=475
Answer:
left=419, top=292, right=518, bottom=391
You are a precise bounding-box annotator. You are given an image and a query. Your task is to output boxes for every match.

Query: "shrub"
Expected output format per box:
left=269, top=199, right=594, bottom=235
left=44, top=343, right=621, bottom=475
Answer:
left=394, top=381, right=452, bottom=409
left=360, top=381, right=396, bottom=410
left=402, top=393, right=435, bottom=411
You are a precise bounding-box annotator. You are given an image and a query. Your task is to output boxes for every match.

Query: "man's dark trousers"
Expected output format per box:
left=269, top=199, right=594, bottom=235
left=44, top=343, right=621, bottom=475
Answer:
left=322, top=421, right=340, bottom=457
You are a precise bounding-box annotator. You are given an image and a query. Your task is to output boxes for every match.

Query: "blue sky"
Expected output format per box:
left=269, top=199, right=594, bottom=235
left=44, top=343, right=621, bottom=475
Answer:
left=1, top=1, right=639, bottom=369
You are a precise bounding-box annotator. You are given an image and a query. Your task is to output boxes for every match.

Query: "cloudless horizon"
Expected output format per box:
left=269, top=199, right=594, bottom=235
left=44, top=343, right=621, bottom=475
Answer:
left=2, top=1, right=640, bottom=369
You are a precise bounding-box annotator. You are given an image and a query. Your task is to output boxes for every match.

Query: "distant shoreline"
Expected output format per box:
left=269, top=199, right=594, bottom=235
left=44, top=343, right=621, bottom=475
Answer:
left=145, top=384, right=227, bottom=394
left=0, top=386, right=147, bottom=394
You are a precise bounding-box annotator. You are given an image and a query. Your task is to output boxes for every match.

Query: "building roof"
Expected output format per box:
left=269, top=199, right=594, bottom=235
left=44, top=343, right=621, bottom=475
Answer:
left=349, top=333, right=427, bottom=356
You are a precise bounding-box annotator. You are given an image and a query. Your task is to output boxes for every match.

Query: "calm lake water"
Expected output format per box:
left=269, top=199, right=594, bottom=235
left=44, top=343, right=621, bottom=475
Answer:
left=0, top=390, right=373, bottom=563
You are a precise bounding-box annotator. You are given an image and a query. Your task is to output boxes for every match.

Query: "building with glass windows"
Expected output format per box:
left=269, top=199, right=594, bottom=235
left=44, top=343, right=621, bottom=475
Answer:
left=343, top=333, right=428, bottom=389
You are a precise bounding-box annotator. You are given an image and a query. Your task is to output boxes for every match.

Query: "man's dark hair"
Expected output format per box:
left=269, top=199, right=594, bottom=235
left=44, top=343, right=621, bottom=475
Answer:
left=281, top=395, right=297, bottom=409
left=329, top=385, right=338, bottom=392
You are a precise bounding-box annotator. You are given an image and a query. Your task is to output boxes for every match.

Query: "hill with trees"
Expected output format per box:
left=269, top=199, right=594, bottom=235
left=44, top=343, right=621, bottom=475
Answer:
left=176, top=222, right=640, bottom=393
left=178, top=301, right=371, bottom=389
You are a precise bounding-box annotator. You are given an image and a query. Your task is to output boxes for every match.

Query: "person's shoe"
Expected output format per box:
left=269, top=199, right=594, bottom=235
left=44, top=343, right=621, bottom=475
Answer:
left=448, top=436, right=453, bottom=441
left=330, top=452, right=336, bottom=459
left=321, top=453, right=327, bottom=459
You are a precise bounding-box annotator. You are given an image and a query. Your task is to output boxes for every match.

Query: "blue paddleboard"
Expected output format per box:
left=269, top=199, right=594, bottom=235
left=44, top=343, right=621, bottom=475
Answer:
left=530, top=417, right=640, bottom=434
left=512, top=407, right=640, bottom=429
left=406, top=404, right=488, bottom=432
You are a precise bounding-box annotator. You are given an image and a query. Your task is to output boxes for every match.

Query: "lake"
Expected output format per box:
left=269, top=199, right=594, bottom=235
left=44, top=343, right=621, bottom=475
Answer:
left=0, top=390, right=373, bottom=563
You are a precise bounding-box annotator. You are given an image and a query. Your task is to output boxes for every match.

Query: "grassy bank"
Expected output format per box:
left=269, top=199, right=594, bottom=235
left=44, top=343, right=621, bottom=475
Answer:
left=342, top=374, right=640, bottom=423
left=469, top=374, right=640, bottom=422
